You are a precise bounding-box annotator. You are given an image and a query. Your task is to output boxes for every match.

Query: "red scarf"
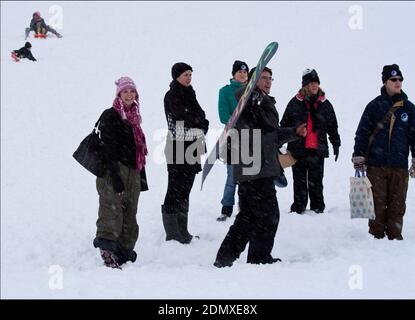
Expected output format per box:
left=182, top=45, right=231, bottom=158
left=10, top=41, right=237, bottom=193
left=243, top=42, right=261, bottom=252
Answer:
left=305, top=101, right=319, bottom=149
left=296, top=92, right=326, bottom=150
left=112, top=97, right=148, bottom=171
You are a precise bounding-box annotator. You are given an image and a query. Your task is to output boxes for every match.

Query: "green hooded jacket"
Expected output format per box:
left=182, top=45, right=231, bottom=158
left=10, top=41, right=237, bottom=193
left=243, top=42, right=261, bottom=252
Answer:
left=218, top=79, right=244, bottom=124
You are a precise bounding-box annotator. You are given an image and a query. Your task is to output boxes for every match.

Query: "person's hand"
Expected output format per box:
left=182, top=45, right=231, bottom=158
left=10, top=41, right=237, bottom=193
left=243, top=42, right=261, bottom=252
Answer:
left=295, top=123, right=307, bottom=137
left=110, top=173, right=125, bottom=194
left=352, top=156, right=367, bottom=171
left=333, top=145, right=339, bottom=162
left=409, top=158, right=415, bottom=178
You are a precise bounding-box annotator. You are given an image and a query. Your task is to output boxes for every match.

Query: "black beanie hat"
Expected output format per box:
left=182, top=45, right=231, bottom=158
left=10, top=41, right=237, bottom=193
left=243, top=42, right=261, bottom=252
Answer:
left=248, top=67, right=272, bottom=82
left=232, top=60, right=249, bottom=76
left=382, top=64, right=403, bottom=83
left=171, top=62, right=193, bottom=80
left=25, top=42, right=32, bottom=49
left=302, top=69, right=320, bottom=87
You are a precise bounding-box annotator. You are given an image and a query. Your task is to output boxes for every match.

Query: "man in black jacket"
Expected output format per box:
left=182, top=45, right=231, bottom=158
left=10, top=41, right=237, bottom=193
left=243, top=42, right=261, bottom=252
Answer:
left=353, top=64, right=415, bottom=240
left=214, top=67, right=306, bottom=267
left=280, top=69, right=341, bottom=214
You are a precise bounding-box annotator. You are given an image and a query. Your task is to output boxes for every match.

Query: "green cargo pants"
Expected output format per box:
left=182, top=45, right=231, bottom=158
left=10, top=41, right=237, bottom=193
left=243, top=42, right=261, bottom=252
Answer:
left=96, top=163, right=141, bottom=251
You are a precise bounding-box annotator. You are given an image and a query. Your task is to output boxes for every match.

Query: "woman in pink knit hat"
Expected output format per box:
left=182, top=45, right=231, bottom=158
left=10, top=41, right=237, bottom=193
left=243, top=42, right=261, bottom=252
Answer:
left=92, top=76, right=148, bottom=269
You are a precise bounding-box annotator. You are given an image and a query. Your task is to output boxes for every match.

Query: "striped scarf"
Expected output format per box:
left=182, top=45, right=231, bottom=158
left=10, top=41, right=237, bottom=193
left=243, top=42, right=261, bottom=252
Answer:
left=112, top=97, right=148, bottom=171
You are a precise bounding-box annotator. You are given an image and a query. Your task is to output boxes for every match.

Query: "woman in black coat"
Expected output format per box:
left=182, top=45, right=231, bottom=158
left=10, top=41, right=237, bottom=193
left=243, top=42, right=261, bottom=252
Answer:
left=162, top=63, right=209, bottom=244
left=280, top=69, right=340, bottom=214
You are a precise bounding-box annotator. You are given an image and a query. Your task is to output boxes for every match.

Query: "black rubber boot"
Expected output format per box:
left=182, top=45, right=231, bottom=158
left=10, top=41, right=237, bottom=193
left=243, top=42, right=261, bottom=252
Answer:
left=213, top=259, right=234, bottom=268
left=247, top=255, right=282, bottom=265
left=178, top=211, right=200, bottom=243
left=161, top=205, right=190, bottom=244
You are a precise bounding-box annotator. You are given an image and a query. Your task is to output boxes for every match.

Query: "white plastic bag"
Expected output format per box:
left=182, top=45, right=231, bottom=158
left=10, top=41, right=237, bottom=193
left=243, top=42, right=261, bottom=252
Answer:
left=349, top=171, right=375, bottom=219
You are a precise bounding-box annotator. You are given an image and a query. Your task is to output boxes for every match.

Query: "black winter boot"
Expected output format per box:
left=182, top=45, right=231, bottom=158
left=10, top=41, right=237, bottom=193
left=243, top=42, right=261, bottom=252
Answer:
left=93, top=237, right=120, bottom=253
left=117, top=248, right=137, bottom=265
left=177, top=211, right=195, bottom=243
left=290, top=204, right=305, bottom=214
left=93, top=237, right=122, bottom=268
left=213, top=259, right=233, bottom=268
left=217, top=206, right=233, bottom=221
left=99, top=249, right=121, bottom=269
left=161, top=205, right=190, bottom=244
left=274, top=172, right=288, bottom=188
left=247, top=255, right=281, bottom=265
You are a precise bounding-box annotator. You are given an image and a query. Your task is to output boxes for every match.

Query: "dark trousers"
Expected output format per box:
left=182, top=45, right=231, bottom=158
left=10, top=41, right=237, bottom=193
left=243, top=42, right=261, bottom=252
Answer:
left=96, top=163, right=141, bottom=251
left=215, top=177, right=279, bottom=264
left=25, top=25, right=59, bottom=36
left=291, top=151, right=325, bottom=211
left=367, top=166, right=409, bottom=239
left=163, top=164, right=196, bottom=212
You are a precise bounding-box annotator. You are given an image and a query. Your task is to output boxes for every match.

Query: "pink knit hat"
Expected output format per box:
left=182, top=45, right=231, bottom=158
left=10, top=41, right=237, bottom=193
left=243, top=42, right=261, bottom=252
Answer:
left=115, top=76, right=137, bottom=97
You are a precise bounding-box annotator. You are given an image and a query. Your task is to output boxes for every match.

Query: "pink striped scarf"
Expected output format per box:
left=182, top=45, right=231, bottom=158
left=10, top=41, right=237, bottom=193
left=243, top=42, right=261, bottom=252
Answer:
left=112, top=97, right=148, bottom=171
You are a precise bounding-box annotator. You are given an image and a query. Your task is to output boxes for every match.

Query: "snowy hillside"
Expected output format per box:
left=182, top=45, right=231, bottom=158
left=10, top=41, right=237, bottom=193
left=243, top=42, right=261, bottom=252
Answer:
left=1, top=1, right=414, bottom=299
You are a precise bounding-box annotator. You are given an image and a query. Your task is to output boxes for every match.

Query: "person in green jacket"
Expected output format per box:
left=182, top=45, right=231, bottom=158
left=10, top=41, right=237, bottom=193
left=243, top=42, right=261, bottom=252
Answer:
left=217, top=60, right=249, bottom=221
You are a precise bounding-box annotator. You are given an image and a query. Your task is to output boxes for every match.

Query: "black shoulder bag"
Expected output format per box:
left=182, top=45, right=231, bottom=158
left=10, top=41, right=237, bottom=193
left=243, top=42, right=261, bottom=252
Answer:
left=73, top=117, right=105, bottom=177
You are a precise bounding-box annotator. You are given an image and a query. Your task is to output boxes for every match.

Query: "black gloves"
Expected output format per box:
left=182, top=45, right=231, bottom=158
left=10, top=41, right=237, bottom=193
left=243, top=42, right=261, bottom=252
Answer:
left=333, top=145, right=339, bottom=162
left=352, top=156, right=367, bottom=171
left=192, top=117, right=209, bottom=134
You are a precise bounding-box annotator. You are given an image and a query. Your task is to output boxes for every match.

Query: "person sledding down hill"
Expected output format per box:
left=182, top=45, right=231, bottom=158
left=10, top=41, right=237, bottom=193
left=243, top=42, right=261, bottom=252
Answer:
left=11, top=42, right=36, bottom=62
left=25, top=11, right=62, bottom=39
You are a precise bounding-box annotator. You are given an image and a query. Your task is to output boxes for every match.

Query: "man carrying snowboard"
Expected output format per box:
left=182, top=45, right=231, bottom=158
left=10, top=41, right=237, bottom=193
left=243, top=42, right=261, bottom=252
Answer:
left=214, top=67, right=307, bottom=267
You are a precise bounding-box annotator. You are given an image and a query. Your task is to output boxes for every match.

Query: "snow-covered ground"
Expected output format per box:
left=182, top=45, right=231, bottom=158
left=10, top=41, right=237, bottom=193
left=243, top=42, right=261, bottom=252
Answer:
left=1, top=1, right=414, bottom=299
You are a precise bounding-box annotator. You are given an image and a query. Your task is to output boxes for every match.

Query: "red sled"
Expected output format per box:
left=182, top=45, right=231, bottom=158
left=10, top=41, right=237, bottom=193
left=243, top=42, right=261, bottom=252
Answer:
left=11, top=52, right=20, bottom=62
left=34, top=33, right=47, bottom=39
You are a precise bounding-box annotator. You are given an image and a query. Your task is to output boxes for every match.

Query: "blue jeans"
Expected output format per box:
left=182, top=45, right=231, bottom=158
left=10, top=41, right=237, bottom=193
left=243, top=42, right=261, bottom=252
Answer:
left=221, top=165, right=237, bottom=207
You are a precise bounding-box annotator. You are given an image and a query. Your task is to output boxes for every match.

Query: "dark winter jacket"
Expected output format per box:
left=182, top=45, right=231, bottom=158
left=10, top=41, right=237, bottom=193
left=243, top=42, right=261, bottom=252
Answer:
left=232, top=88, right=300, bottom=183
left=353, top=87, right=415, bottom=168
left=164, top=80, right=209, bottom=173
left=29, top=17, right=47, bottom=31
left=280, top=90, right=340, bottom=159
left=218, top=79, right=244, bottom=124
left=13, top=47, right=36, bottom=61
left=99, top=108, right=148, bottom=193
